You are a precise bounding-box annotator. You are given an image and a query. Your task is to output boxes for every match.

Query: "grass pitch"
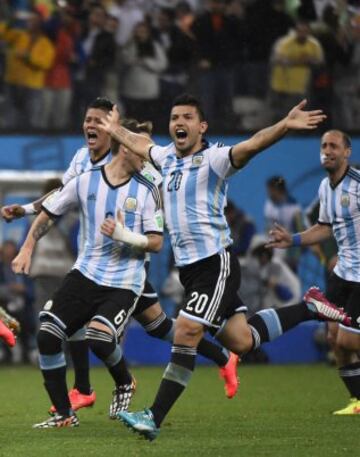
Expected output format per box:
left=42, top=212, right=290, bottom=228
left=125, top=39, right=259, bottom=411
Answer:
left=0, top=364, right=358, bottom=457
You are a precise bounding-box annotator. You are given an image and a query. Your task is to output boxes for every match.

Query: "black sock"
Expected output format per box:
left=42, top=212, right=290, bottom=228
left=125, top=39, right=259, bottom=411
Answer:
left=151, top=344, right=196, bottom=427
left=144, top=313, right=173, bottom=339
left=339, top=362, right=360, bottom=399
left=248, top=303, right=312, bottom=349
left=197, top=339, right=229, bottom=367
left=109, top=356, right=133, bottom=386
left=68, top=340, right=91, bottom=395
left=145, top=313, right=229, bottom=367
left=42, top=366, right=71, bottom=416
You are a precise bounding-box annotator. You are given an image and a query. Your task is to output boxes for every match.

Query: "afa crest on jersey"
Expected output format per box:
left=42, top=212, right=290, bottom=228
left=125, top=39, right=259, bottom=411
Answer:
left=192, top=154, right=204, bottom=167
left=340, top=193, right=350, bottom=207
left=124, top=197, right=137, bottom=211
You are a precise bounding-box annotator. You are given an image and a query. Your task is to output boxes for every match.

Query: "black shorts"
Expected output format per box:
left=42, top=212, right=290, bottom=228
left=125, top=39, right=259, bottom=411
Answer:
left=39, top=269, right=139, bottom=339
left=326, top=272, right=360, bottom=333
left=133, top=280, right=158, bottom=317
left=178, top=248, right=244, bottom=328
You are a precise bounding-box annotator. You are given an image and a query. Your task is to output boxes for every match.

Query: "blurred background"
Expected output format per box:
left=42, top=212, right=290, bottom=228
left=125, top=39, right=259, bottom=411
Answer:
left=0, top=0, right=359, bottom=366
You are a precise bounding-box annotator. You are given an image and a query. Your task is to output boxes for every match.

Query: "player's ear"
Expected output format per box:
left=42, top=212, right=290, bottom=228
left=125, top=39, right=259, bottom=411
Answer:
left=200, top=121, right=208, bottom=134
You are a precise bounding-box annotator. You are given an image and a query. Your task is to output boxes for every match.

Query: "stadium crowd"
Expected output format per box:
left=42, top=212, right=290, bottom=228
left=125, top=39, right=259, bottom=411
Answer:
left=0, top=0, right=360, bottom=133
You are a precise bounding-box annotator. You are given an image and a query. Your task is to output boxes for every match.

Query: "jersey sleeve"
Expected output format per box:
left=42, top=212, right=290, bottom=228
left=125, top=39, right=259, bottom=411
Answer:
left=141, top=186, right=164, bottom=235
left=62, top=151, right=80, bottom=185
left=148, top=145, right=169, bottom=172
left=42, top=178, right=79, bottom=217
left=318, top=180, right=331, bottom=225
left=208, top=144, right=239, bottom=179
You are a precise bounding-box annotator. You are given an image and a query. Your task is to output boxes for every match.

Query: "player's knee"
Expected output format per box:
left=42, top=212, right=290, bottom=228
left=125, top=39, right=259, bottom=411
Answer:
left=85, top=326, right=116, bottom=362
left=37, top=321, right=66, bottom=355
left=175, top=317, right=204, bottom=344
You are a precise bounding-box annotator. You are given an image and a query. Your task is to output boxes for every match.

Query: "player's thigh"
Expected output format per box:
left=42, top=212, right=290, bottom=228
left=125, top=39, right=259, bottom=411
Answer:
left=133, top=280, right=161, bottom=325
left=179, top=249, right=240, bottom=329
left=41, top=269, right=98, bottom=336
left=216, top=313, right=252, bottom=355
left=336, top=326, right=360, bottom=351
left=173, top=314, right=205, bottom=347
left=95, top=288, right=139, bottom=339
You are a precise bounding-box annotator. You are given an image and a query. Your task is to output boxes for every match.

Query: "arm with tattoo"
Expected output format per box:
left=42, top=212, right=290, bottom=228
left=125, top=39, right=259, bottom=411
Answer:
left=12, top=211, right=55, bottom=275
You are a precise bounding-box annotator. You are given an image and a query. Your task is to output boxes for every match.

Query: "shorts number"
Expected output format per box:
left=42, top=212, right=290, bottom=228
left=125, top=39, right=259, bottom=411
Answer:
left=185, top=292, right=209, bottom=314
left=114, top=310, right=127, bottom=326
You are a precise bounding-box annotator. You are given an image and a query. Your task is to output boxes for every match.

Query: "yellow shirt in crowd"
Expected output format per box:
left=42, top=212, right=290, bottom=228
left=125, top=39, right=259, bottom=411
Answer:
left=0, top=23, right=55, bottom=90
left=270, top=32, right=324, bottom=95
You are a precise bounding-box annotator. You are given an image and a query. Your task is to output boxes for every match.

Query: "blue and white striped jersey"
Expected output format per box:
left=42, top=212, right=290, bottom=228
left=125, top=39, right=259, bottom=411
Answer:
left=62, top=147, right=112, bottom=185
left=149, top=140, right=239, bottom=266
left=42, top=166, right=163, bottom=294
left=318, top=166, right=360, bottom=282
left=61, top=146, right=162, bottom=252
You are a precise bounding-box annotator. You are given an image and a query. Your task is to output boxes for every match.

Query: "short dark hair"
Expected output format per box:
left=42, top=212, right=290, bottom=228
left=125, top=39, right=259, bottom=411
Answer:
left=87, top=97, right=114, bottom=113
left=267, top=175, right=287, bottom=192
left=171, top=94, right=205, bottom=121
left=111, top=118, right=153, bottom=154
left=324, top=129, right=351, bottom=149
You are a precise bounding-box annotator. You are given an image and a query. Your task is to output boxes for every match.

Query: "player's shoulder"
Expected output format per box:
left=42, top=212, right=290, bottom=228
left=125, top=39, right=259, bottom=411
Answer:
left=347, top=166, right=360, bottom=183
left=72, top=145, right=89, bottom=160
left=134, top=171, right=159, bottom=191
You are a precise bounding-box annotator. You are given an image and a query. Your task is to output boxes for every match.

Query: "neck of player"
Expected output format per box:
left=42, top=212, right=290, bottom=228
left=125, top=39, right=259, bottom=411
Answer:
left=328, top=163, right=349, bottom=186
left=105, top=156, right=133, bottom=186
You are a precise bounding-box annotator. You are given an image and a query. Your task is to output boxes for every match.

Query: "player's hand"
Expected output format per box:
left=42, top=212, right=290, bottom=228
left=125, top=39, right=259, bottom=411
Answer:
left=1, top=204, right=25, bottom=222
left=266, top=223, right=293, bottom=249
left=286, top=99, right=326, bottom=130
left=100, top=210, right=124, bottom=239
left=11, top=248, right=32, bottom=275
left=99, top=105, right=120, bottom=134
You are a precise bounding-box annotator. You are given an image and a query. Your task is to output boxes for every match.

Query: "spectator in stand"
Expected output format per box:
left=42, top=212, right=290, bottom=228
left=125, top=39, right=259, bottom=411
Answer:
left=310, top=4, right=352, bottom=129
left=0, top=9, right=55, bottom=128
left=269, top=20, right=324, bottom=120
left=121, top=20, right=167, bottom=121
left=42, top=6, right=77, bottom=129
left=106, top=0, right=145, bottom=47
left=241, top=0, right=294, bottom=98
left=224, top=200, right=256, bottom=257
left=191, top=0, right=239, bottom=131
left=154, top=5, right=196, bottom=129
left=264, top=175, right=306, bottom=272
left=72, top=3, right=116, bottom=124
left=239, top=235, right=301, bottom=316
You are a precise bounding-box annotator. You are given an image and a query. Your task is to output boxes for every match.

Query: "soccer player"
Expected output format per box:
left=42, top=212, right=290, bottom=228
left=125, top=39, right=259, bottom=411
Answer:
left=267, top=129, right=360, bottom=415
left=3, top=98, right=239, bottom=415
left=99, top=94, right=350, bottom=440
left=12, top=120, right=164, bottom=428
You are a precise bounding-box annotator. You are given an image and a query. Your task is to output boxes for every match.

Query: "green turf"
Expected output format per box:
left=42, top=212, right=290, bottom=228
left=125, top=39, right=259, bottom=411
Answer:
left=0, top=364, right=358, bottom=457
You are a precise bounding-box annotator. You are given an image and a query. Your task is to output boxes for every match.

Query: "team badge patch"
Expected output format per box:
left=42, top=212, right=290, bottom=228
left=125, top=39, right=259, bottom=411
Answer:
left=124, top=197, right=137, bottom=211
left=340, top=193, right=350, bottom=207
left=192, top=154, right=203, bottom=167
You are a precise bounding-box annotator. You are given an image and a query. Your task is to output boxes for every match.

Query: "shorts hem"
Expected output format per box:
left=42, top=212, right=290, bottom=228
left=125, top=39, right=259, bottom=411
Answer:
left=179, top=310, right=220, bottom=329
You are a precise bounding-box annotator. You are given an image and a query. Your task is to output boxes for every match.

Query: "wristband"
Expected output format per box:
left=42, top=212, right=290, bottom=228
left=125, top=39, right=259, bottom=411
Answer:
left=292, top=233, right=301, bottom=247
left=22, top=203, right=37, bottom=215
left=112, top=220, right=148, bottom=249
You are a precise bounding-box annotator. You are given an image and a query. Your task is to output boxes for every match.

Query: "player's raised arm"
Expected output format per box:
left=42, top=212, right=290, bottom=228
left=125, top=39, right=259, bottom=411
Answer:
left=266, top=222, right=332, bottom=250
left=1, top=188, right=58, bottom=222
left=99, top=105, right=154, bottom=161
left=230, top=100, right=327, bottom=169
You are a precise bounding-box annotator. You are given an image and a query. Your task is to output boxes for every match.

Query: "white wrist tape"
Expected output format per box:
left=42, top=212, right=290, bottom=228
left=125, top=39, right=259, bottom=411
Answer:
left=22, top=203, right=37, bottom=215
left=112, top=221, right=148, bottom=249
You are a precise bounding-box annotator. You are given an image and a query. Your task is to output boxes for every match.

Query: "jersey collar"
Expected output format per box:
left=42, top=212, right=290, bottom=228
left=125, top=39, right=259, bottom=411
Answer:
left=329, top=165, right=349, bottom=189
left=90, top=148, right=111, bottom=165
